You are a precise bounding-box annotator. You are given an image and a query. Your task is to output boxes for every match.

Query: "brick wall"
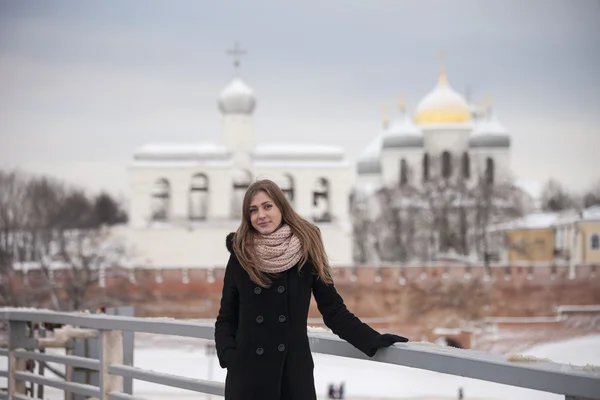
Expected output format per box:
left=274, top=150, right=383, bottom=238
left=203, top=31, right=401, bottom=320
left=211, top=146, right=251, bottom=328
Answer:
left=4, top=265, right=599, bottom=327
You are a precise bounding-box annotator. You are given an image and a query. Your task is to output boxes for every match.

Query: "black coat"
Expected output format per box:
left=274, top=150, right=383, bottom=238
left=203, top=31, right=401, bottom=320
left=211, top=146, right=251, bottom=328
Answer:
left=214, top=233, right=383, bottom=400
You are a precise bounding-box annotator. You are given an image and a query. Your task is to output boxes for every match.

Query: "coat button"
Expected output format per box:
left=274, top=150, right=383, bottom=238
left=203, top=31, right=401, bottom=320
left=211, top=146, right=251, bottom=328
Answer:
left=278, top=344, right=286, bottom=352
left=278, top=315, right=286, bottom=323
left=254, top=287, right=262, bottom=294
left=256, top=348, right=264, bottom=355
left=256, top=316, right=264, bottom=324
left=277, top=286, right=285, bottom=293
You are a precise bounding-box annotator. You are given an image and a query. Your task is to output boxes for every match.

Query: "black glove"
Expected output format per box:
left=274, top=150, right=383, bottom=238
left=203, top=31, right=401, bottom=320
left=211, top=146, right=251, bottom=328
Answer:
left=368, top=333, right=409, bottom=356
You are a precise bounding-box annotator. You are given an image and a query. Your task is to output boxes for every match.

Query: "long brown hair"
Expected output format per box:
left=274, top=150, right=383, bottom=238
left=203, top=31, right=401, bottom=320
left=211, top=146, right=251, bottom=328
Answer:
left=233, top=179, right=333, bottom=288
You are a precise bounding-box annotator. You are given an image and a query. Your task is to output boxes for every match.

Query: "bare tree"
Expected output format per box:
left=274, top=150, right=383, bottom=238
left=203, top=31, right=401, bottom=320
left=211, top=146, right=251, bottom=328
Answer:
left=374, top=185, right=417, bottom=263
left=541, top=179, right=576, bottom=212
left=349, top=189, right=375, bottom=264
left=351, top=154, right=526, bottom=264
left=0, top=169, right=130, bottom=310
left=0, top=170, right=29, bottom=306
left=582, top=178, right=600, bottom=208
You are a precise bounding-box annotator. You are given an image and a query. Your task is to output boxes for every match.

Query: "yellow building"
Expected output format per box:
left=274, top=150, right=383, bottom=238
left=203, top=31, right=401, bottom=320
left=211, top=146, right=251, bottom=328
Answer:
left=489, top=205, right=600, bottom=265
left=488, top=212, right=558, bottom=264
left=554, top=205, right=600, bottom=264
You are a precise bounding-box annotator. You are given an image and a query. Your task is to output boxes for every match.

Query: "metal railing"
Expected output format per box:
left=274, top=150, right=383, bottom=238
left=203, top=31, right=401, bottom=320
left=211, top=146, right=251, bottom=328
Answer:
left=0, top=308, right=599, bottom=400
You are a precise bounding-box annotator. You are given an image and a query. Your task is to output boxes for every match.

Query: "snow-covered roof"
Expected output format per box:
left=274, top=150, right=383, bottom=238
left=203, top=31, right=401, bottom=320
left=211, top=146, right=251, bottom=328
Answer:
left=554, top=205, right=600, bottom=225
left=490, top=205, right=600, bottom=233
left=488, top=212, right=560, bottom=232
left=582, top=205, right=600, bottom=220
left=133, top=143, right=230, bottom=162
left=251, top=144, right=345, bottom=161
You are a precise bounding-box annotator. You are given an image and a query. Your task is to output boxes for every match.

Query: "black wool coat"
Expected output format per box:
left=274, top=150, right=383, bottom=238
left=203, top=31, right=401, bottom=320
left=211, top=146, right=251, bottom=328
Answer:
left=214, top=233, right=383, bottom=400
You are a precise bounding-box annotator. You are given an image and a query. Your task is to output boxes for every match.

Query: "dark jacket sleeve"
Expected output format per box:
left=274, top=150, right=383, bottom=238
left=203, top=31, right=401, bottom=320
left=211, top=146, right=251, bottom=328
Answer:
left=214, top=255, right=239, bottom=368
left=312, top=274, right=381, bottom=357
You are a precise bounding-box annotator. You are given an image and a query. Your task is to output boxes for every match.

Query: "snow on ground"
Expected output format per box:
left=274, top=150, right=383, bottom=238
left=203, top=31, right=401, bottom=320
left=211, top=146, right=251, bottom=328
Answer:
left=1, top=335, right=599, bottom=399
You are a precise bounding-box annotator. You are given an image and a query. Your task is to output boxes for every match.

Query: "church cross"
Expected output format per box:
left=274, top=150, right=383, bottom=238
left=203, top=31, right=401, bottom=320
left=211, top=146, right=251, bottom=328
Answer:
left=438, top=49, right=448, bottom=84
left=227, top=41, right=247, bottom=71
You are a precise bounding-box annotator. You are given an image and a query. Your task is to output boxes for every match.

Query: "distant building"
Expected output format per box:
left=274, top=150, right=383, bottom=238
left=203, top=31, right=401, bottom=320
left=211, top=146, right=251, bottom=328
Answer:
left=122, top=44, right=353, bottom=268
left=355, top=65, right=511, bottom=190
left=488, top=205, right=600, bottom=266
left=488, top=212, right=558, bottom=264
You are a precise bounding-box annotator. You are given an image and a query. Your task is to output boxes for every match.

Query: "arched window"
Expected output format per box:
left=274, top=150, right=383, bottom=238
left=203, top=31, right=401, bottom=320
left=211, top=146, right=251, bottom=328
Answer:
left=422, top=153, right=430, bottom=182
left=232, top=169, right=252, bottom=218
left=400, top=159, right=409, bottom=186
left=462, top=152, right=470, bottom=179
left=280, top=174, right=295, bottom=203
left=151, top=179, right=170, bottom=221
left=442, top=151, right=452, bottom=179
left=591, top=234, right=600, bottom=250
left=312, top=177, right=331, bottom=222
left=485, top=157, right=495, bottom=184
left=189, top=173, right=209, bottom=220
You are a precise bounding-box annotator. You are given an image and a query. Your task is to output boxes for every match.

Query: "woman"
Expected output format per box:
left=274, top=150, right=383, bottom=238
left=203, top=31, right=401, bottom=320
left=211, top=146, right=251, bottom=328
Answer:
left=215, top=179, right=408, bottom=400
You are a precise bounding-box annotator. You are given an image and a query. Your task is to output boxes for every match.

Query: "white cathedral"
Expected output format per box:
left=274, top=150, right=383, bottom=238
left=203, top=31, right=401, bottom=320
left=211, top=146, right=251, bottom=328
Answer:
left=356, top=67, right=511, bottom=190
left=122, top=46, right=515, bottom=269
left=123, top=45, right=353, bottom=269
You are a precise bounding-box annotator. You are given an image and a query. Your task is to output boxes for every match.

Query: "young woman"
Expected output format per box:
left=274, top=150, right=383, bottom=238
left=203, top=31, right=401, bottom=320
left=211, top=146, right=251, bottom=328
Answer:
left=215, top=179, right=408, bottom=400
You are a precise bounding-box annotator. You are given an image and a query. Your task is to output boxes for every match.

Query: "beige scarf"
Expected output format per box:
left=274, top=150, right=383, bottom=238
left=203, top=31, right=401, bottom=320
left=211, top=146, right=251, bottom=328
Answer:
left=253, top=224, right=302, bottom=273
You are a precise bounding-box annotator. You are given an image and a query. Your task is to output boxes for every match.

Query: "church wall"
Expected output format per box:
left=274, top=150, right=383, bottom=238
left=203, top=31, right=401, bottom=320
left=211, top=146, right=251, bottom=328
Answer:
left=128, top=163, right=235, bottom=228
left=208, top=166, right=236, bottom=218
left=469, top=148, right=510, bottom=182
left=422, top=126, right=471, bottom=155
left=223, top=115, right=253, bottom=167
left=253, top=165, right=352, bottom=224
left=129, top=178, right=152, bottom=228
left=381, top=148, right=423, bottom=186
left=320, top=224, right=353, bottom=266
left=120, top=221, right=352, bottom=268
left=123, top=224, right=238, bottom=268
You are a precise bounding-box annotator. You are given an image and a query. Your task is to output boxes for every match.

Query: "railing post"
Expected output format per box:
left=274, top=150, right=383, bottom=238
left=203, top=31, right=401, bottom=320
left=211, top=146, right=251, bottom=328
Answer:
left=7, top=321, right=28, bottom=397
left=99, top=330, right=123, bottom=400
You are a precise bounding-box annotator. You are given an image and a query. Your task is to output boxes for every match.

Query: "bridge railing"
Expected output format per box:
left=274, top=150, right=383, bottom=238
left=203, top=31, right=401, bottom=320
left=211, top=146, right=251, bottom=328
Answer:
left=0, top=308, right=599, bottom=400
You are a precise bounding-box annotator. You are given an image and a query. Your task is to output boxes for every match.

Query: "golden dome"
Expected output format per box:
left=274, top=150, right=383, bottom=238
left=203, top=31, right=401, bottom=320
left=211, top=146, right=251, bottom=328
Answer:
left=414, top=66, right=471, bottom=125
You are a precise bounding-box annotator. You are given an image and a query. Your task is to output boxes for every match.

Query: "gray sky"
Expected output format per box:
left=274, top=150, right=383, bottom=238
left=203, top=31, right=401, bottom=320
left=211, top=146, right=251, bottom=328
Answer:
left=1, top=0, right=599, bottom=197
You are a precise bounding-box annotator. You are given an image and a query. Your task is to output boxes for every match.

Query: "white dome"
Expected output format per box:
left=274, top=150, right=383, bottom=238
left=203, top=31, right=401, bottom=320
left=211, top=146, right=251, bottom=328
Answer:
left=470, top=111, right=510, bottom=148
left=218, top=77, right=256, bottom=115
left=383, top=111, right=423, bottom=149
left=388, top=111, right=420, bottom=136
left=473, top=112, right=507, bottom=135
left=357, top=129, right=385, bottom=175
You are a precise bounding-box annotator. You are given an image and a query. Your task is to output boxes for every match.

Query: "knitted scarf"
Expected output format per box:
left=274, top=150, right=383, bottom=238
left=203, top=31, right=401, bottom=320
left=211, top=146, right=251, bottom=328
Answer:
left=253, top=224, right=302, bottom=273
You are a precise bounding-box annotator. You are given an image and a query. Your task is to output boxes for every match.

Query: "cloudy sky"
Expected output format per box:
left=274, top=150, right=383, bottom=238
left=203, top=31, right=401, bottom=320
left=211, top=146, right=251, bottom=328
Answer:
left=1, top=0, right=599, bottom=197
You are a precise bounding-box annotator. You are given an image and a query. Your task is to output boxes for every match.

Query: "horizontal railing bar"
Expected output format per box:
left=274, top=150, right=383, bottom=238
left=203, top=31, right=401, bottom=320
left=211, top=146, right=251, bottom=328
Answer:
left=2, top=309, right=599, bottom=398
left=13, top=394, right=37, bottom=400
left=109, top=392, right=148, bottom=400
left=14, top=349, right=100, bottom=371
left=0, top=310, right=213, bottom=340
left=0, top=370, right=7, bottom=378
left=13, top=371, right=100, bottom=398
left=308, top=333, right=600, bottom=399
left=0, top=349, right=8, bottom=357
left=108, top=364, right=225, bottom=396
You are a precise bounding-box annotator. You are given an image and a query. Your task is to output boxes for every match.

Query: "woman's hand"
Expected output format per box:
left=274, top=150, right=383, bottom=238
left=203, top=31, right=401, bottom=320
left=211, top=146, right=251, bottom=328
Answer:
left=369, top=333, right=409, bottom=355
